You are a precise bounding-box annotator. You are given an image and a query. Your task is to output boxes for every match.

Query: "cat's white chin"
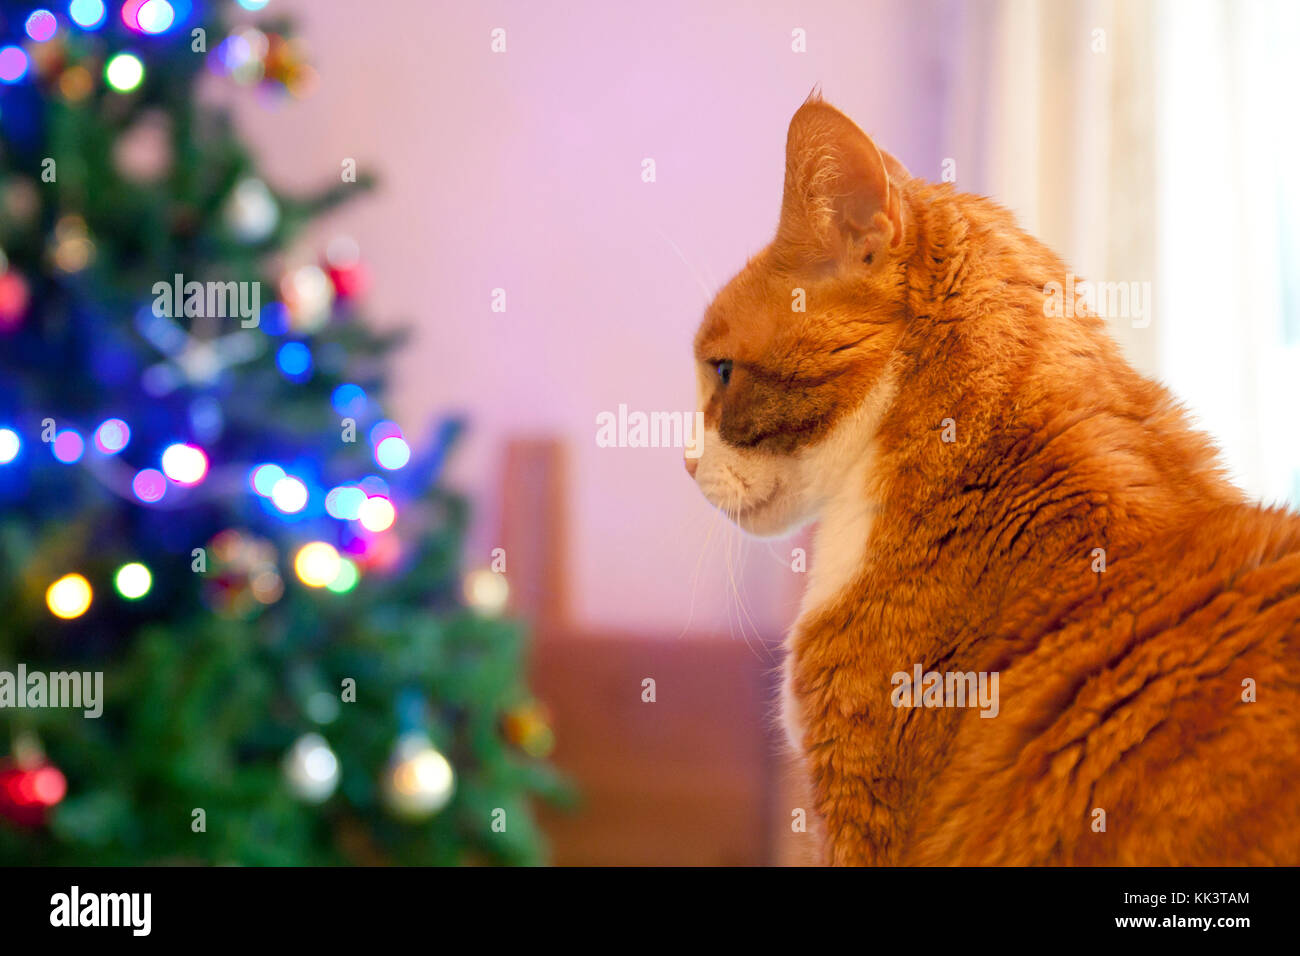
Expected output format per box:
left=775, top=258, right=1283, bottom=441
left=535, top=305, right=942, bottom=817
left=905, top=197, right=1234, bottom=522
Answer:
left=690, top=428, right=811, bottom=535
left=731, top=486, right=808, bottom=537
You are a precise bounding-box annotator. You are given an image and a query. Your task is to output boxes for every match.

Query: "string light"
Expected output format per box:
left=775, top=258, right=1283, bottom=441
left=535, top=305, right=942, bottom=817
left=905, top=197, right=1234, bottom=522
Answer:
left=0, top=428, right=19, bottom=464
left=105, top=53, right=145, bottom=93
left=120, top=0, right=146, bottom=29
left=0, top=266, right=29, bottom=326
left=52, top=430, right=84, bottom=464
left=270, top=476, right=308, bottom=513
left=383, top=733, right=455, bottom=820
left=276, top=341, right=312, bottom=379
left=463, top=569, right=509, bottom=615
left=250, top=463, right=285, bottom=497
left=132, top=468, right=166, bottom=503
left=68, top=0, right=108, bottom=30
left=374, top=436, right=410, bottom=470
left=369, top=421, right=401, bottom=445
left=357, top=495, right=395, bottom=532
left=259, top=301, right=290, bottom=335
left=324, top=485, right=365, bottom=520
left=93, top=419, right=130, bottom=454
left=136, top=0, right=175, bottom=34
left=161, top=442, right=208, bottom=485
left=114, top=562, right=152, bottom=600
left=282, top=733, right=339, bottom=803
left=51, top=216, right=94, bottom=273
left=0, top=47, right=30, bottom=85
left=25, top=10, right=58, bottom=42
left=29, top=766, right=67, bottom=805
left=325, top=557, right=359, bottom=593
left=330, top=383, right=366, bottom=416
left=46, top=573, right=92, bottom=619
left=279, top=265, right=333, bottom=331
left=294, top=542, right=340, bottom=588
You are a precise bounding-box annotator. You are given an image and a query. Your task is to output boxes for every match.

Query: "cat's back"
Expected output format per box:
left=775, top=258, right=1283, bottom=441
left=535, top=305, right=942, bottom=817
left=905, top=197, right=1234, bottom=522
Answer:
left=906, top=501, right=1300, bottom=865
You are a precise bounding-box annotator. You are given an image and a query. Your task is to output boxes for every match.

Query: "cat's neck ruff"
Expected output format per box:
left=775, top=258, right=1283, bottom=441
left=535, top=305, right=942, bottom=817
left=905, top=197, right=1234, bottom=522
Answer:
left=797, top=373, right=896, bottom=621
left=780, top=374, right=895, bottom=754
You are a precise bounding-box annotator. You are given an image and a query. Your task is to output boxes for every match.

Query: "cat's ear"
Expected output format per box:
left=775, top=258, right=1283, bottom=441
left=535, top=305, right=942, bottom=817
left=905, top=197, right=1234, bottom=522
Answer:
left=776, top=98, right=906, bottom=269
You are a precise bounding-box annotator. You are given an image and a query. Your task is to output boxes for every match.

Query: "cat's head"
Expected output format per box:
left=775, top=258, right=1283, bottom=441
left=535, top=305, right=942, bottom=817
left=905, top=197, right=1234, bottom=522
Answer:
left=688, top=96, right=913, bottom=535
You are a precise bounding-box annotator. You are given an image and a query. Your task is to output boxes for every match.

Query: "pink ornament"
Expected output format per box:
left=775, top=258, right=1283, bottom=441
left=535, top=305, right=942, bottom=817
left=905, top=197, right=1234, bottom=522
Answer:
left=0, top=270, right=29, bottom=329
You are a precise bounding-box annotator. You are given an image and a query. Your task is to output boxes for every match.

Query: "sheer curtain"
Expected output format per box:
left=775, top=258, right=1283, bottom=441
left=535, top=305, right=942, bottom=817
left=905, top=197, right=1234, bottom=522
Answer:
left=1155, top=0, right=1300, bottom=507
left=941, top=0, right=1299, bottom=506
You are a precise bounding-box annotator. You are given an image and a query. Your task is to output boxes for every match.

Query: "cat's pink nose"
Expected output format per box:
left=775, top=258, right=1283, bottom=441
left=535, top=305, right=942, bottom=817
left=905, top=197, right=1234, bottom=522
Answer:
left=684, top=456, right=698, bottom=478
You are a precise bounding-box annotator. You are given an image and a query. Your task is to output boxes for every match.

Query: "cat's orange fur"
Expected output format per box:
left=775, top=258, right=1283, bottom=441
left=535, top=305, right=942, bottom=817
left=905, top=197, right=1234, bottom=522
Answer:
left=688, top=95, right=1300, bottom=865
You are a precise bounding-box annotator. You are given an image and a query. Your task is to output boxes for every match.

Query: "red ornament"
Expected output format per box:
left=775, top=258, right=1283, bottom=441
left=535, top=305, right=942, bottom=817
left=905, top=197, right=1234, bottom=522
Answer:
left=322, top=237, right=370, bottom=301
left=326, top=261, right=371, bottom=301
left=0, top=758, right=67, bottom=827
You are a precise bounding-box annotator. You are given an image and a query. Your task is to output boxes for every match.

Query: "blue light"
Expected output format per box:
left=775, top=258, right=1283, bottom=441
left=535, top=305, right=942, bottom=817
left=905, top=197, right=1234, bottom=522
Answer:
left=331, top=383, right=367, bottom=416
left=276, top=341, right=312, bottom=380
left=325, top=485, right=366, bottom=520
left=68, top=0, right=107, bottom=30
left=250, top=463, right=286, bottom=497
left=375, top=436, right=411, bottom=470
left=369, top=420, right=401, bottom=446
left=260, top=301, right=290, bottom=335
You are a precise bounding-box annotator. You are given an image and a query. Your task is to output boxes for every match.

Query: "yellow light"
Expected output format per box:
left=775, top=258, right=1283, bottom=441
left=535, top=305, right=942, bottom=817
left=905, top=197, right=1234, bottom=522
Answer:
left=59, top=65, right=93, bottom=102
left=357, top=495, right=395, bottom=532
left=463, top=569, right=509, bottom=615
left=294, top=542, right=341, bottom=588
left=46, top=573, right=92, bottom=619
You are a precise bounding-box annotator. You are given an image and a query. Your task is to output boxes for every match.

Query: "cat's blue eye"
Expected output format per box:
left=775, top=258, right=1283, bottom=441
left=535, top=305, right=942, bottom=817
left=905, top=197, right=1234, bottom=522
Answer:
left=715, top=359, right=733, bottom=386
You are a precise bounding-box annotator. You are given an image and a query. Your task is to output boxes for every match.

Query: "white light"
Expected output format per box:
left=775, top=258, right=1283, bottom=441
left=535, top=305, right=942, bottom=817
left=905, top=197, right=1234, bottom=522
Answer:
left=161, top=443, right=208, bottom=484
left=270, top=476, right=308, bottom=514
left=0, top=428, right=19, bottom=464
left=137, top=0, right=175, bottom=33
left=357, top=495, right=395, bottom=532
left=104, top=52, right=144, bottom=93
left=115, top=562, right=153, bottom=600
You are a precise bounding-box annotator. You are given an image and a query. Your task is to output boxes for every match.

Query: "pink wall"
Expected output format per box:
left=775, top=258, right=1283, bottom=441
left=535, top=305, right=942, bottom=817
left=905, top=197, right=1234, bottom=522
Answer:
left=227, top=0, right=950, bottom=638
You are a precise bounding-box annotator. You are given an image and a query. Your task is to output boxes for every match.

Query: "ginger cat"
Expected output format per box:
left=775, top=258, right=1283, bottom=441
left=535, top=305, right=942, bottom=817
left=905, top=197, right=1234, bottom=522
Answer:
left=687, top=95, right=1300, bottom=865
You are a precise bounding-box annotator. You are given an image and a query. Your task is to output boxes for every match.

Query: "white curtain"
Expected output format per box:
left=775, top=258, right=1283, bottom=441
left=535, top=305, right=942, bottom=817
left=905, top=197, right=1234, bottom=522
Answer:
left=1155, top=0, right=1300, bottom=507
left=942, top=0, right=1299, bottom=506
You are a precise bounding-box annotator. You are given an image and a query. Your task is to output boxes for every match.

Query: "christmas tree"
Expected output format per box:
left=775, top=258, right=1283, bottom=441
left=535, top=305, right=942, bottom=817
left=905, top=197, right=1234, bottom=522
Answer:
left=0, top=0, right=563, bottom=865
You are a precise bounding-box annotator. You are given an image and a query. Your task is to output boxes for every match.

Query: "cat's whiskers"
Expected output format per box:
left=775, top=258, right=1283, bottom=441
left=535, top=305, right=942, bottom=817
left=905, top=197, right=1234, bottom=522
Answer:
left=719, top=487, right=769, bottom=661
left=675, top=492, right=730, bottom=640
left=657, top=230, right=718, bottom=307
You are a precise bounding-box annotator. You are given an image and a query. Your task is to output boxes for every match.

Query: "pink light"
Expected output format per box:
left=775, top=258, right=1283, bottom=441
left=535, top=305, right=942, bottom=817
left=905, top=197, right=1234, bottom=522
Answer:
left=121, top=0, right=147, bottom=30
left=25, top=10, right=58, bottom=43
left=31, top=767, right=66, bottom=805
left=132, top=468, right=166, bottom=503
left=52, top=430, right=84, bottom=464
